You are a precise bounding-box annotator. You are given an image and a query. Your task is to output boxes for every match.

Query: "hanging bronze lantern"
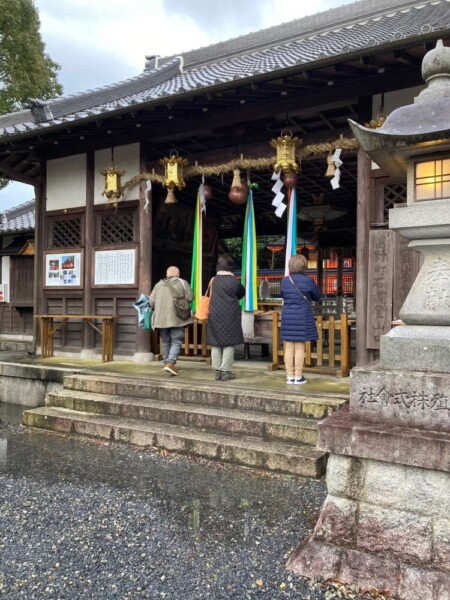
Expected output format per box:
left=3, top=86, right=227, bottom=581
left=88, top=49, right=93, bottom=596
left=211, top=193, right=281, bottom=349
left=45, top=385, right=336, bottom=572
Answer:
left=160, top=150, right=188, bottom=204
left=101, top=149, right=125, bottom=201
left=364, top=116, right=386, bottom=129
left=270, top=129, right=301, bottom=174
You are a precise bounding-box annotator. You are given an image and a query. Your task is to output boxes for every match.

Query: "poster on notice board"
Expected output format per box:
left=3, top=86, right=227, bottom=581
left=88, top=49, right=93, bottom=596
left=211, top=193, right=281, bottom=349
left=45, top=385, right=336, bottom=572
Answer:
left=44, top=251, right=82, bottom=287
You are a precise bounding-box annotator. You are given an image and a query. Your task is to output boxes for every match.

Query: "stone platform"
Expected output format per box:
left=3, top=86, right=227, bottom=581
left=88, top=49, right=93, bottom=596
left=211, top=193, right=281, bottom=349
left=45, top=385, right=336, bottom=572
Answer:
left=22, top=371, right=348, bottom=478
left=1, top=356, right=349, bottom=478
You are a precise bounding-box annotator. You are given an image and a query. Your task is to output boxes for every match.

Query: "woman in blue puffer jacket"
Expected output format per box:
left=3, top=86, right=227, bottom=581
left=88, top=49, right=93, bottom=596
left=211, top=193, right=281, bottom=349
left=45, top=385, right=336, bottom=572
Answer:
left=280, top=254, right=321, bottom=385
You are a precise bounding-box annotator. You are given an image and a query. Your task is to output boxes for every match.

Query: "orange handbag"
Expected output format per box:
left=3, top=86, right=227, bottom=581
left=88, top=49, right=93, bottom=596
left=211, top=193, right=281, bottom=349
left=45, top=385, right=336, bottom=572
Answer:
left=195, top=278, right=214, bottom=322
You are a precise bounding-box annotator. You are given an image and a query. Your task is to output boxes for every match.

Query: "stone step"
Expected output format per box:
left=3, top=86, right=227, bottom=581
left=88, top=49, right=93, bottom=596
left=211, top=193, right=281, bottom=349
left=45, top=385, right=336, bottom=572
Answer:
left=22, top=406, right=327, bottom=478
left=45, top=389, right=318, bottom=446
left=63, top=374, right=347, bottom=420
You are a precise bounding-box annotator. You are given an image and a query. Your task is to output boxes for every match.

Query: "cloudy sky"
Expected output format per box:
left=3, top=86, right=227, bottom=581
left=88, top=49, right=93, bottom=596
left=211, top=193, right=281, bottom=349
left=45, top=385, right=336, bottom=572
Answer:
left=0, top=0, right=354, bottom=210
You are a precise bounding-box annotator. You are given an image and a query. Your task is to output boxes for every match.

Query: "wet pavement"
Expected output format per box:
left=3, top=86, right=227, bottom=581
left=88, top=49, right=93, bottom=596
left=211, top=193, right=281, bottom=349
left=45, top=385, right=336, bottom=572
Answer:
left=0, top=404, right=383, bottom=600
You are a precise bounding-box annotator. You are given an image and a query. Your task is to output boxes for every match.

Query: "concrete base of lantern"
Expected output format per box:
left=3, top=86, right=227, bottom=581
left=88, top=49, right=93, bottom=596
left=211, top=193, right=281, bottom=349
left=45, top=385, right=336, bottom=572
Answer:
left=288, top=450, right=450, bottom=600
left=380, top=325, right=450, bottom=374
left=349, top=366, right=450, bottom=432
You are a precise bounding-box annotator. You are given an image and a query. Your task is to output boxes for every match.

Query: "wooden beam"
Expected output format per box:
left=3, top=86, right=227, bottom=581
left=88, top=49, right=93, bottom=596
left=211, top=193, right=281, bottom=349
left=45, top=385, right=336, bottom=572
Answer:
left=393, top=49, right=421, bottom=66
left=334, top=63, right=365, bottom=77
left=0, top=160, right=36, bottom=185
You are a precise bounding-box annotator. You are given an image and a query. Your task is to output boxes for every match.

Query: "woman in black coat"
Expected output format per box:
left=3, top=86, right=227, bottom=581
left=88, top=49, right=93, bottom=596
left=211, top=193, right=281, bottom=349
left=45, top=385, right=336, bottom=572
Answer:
left=206, top=255, right=245, bottom=381
left=281, top=254, right=321, bottom=385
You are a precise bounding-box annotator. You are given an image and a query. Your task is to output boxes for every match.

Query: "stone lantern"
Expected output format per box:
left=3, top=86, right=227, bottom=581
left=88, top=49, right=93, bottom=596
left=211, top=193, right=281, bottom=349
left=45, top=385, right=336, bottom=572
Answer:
left=351, top=39, right=450, bottom=370
left=288, top=41, right=450, bottom=599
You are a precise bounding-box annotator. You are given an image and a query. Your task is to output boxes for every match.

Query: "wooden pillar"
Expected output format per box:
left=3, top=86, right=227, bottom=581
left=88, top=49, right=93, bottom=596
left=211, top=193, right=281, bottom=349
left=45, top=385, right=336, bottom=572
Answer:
left=136, top=151, right=152, bottom=355
left=317, top=247, right=324, bottom=296
left=31, top=177, right=43, bottom=355
left=38, top=161, right=47, bottom=347
left=83, top=151, right=95, bottom=352
left=336, top=248, right=343, bottom=296
left=355, top=146, right=373, bottom=366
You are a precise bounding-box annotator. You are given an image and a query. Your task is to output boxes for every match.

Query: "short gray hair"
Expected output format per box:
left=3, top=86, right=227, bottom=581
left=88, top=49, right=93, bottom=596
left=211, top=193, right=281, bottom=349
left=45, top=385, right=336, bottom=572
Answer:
left=288, top=254, right=307, bottom=273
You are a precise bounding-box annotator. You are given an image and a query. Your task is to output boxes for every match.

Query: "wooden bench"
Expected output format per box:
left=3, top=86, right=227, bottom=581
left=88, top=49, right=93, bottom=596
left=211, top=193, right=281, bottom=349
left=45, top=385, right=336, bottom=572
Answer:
left=35, top=314, right=120, bottom=362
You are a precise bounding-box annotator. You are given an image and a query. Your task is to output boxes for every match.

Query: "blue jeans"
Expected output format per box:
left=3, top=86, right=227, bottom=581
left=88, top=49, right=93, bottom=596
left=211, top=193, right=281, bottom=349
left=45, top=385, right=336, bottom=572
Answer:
left=159, top=327, right=185, bottom=364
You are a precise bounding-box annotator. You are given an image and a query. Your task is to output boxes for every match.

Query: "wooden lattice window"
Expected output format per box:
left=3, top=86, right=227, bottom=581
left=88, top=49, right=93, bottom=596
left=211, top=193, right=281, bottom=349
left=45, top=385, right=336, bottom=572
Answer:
left=51, top=218, right=82, bottom=248
left=100, top=213, right=135, bottom=245
left=383, top=184, right=406, bottom=221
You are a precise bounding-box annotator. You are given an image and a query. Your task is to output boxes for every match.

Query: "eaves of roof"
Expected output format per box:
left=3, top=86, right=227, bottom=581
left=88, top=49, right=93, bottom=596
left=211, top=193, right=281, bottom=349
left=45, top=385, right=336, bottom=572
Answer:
left=0, top=57, right=182, bottom=134
left=0, top=239, right=32, bottom=254
left=0, top=0, right=449, bottom=141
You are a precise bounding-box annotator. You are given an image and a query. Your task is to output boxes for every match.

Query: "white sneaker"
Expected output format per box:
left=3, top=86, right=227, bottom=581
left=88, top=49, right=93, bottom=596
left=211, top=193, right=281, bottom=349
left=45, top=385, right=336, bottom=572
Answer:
left=286, top=377, right=295, bottom=384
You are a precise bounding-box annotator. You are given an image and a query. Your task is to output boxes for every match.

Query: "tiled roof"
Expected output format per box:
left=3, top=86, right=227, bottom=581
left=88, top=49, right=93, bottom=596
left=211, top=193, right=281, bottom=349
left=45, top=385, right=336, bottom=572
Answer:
left=0, top=199, right=35, bottom=233
left=0, top=0, right=449, bottom=139
left=167, top=0, right=443, bottom=69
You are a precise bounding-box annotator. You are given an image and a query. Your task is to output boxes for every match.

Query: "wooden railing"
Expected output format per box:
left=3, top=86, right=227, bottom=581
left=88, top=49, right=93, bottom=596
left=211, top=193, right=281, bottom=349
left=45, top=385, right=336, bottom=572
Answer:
left=270, top=311, right=352, bottom=377
left=153, top=319, right=210, bottom=361
left=181, top=319, right=209, bottom=360
left=152, top=312, right=352, bottom=375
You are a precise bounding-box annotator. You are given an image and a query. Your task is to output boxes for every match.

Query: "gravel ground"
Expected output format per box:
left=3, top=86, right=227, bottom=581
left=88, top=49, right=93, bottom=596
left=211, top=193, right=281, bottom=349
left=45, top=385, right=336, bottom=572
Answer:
left=0, top=421, right=390, bottom=600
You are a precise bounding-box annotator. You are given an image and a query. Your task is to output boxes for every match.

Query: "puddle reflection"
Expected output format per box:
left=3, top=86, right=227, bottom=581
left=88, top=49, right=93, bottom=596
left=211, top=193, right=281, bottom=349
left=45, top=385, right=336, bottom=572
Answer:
left=0, top=438, right=6, bottom=472
left=0, top=402, right=325, bottom=542
left=191, top=497, right=201, bottom=530
left=0, top=402, right=24, bottom=424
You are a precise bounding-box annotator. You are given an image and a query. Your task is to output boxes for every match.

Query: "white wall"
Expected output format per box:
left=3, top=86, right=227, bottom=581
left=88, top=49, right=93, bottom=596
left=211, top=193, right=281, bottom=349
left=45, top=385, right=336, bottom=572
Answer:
left=45, top=143, right=140, bottom=211
left=46, top=154, right=87, bottom=211
left=1, top=256, right=10, bottom=286
left=94, top=143, right=140, bottom=205
left=1, top=256, right=10, bottom=301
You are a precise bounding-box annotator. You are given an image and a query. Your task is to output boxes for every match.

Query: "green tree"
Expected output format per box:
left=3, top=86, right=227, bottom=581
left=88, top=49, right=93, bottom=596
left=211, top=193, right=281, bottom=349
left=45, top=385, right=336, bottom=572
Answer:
left=0, top=0, right=62, bottom=112
left=0, top=0, right=63, bottom=188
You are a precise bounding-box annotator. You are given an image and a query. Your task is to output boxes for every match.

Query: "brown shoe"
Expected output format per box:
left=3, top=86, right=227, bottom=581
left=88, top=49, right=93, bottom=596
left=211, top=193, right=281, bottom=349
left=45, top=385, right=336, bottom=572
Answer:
left=164, top=362, right=178, bottom=376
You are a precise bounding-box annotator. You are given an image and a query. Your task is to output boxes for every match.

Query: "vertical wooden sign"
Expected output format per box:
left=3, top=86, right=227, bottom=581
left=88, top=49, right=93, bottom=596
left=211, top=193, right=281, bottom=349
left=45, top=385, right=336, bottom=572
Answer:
left=366, top=229, right=394, bottom=349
